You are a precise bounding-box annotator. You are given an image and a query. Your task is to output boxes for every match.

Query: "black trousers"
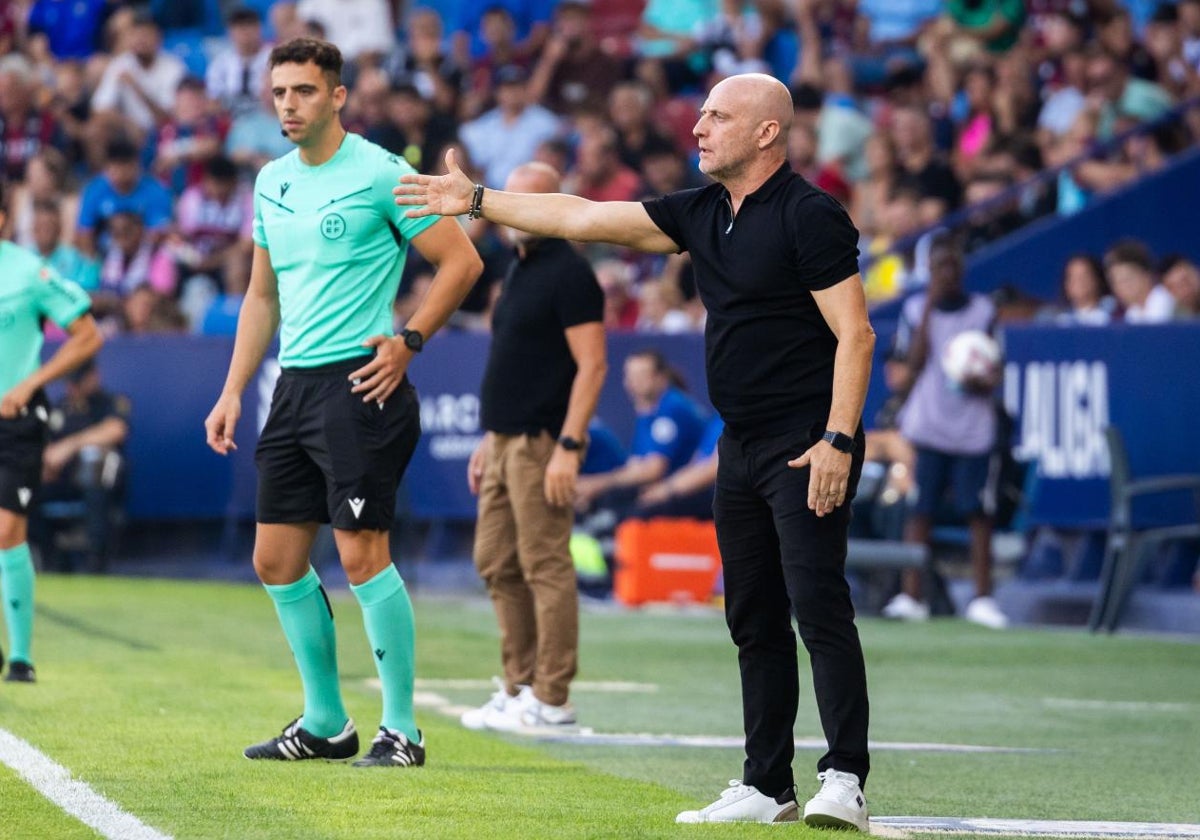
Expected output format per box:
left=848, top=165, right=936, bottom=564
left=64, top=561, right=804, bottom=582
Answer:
left=714, top=423, right=869, bottom=798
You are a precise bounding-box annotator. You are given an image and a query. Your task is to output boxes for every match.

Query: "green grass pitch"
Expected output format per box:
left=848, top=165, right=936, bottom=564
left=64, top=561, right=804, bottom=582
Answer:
left=1, top=574, right=1198, bottom=839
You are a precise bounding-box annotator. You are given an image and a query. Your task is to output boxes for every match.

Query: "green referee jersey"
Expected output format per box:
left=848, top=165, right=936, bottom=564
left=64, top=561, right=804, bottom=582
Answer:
left=0, top=241, right=92, bottom=396
left=253, top=132, right=441, bottom=368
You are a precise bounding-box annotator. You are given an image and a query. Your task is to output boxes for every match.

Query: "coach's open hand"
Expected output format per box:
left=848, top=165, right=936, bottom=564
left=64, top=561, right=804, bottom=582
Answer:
left=788, top=440, right=851, bottom=518
left=349, top=334, right=411, bottom=403
left=393, top=148, right=474, bottom=218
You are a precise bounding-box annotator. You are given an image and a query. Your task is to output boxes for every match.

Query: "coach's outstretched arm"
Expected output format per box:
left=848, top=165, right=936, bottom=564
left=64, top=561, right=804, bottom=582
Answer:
left=394, top=149, right=678, bottom=255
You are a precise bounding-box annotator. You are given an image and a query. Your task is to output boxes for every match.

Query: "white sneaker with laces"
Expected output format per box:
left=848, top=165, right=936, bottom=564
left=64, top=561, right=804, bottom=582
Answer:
left=460, top=677, right=517, bottom=730
left=965, top=596, right=1009, bottom=629
left=881, top=592, right=930, bottom=622
left=803, top=769, right=869, bottom=831
left=676, top=780, right=799, bottom=824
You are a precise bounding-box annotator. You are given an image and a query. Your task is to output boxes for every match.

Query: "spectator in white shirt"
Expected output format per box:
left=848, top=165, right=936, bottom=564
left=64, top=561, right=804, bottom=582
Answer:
left=459, top=64, right=561, bottom=189
left=205, top=7, right=271, bottom=117
left=91, top=14, right=185, bottom=136
left=1105, top=239, right=1176, bottom=324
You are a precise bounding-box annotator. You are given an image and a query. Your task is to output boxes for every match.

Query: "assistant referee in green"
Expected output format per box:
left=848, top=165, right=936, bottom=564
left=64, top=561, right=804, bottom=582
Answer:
left=0, top=180, right=103, bottom=685
left=204, top=39, right=482, bottom=767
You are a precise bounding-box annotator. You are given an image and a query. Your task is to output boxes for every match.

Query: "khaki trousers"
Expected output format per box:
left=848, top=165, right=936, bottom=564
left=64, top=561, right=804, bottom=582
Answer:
left=473, top=432, right=578, bottom=706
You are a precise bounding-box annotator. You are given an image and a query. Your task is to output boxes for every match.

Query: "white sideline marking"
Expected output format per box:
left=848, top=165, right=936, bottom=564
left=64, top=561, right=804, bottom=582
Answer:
left=0, top=728, right=172, bottom=840
left=406, top=689, right=1049, bottom=753
left=873, top=817, right=1200, bottom=838
left=1042, top=698, right=1192, bottom=713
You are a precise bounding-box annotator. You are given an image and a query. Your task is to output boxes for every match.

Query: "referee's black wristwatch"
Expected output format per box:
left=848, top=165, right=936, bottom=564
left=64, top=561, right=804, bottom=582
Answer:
left=822, top=429, right=855, bottom=453
left=400, top=328, right=424, bottom=353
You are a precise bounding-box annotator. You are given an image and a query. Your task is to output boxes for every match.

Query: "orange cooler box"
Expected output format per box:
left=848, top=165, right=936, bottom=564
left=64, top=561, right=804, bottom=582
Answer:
left=614, top=518, right=723, bottom=606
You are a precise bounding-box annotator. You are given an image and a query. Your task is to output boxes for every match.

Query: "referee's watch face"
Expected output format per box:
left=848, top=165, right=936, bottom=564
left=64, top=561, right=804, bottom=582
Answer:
left=271, top=61, right=347, bottom=147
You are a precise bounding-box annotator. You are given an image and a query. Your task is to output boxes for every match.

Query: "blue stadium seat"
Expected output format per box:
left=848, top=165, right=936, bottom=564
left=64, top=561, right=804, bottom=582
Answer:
left=1089, top=426, right=1200, bottom=633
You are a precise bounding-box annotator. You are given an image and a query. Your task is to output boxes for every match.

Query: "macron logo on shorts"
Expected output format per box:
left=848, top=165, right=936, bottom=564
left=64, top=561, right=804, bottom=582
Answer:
left=17, top=487, right=32, bottom=508
left=348, top=498, right=366, bottom=519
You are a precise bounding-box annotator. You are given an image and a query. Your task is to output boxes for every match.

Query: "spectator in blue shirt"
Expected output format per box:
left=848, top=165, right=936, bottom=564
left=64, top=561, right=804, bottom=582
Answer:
left=575, top=348, right=707, bottom=511
left=27, top=0, right=112, bottom=60
left=636, top=415, right=723, bottom=520
left=76, top=138, right=173, bottom=258
left=438, top=0, right=557, bottom=62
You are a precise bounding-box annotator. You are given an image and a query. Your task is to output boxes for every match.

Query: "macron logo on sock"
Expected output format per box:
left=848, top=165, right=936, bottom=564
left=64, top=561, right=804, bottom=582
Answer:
left=348, top=498, right=365, bottom=519
left=374, top=648, right=385, bottom=660
left=17, top=487, right=31, bottom=508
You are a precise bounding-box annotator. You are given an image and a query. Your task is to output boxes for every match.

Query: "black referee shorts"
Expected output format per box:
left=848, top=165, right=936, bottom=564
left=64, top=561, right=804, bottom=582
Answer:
left=255, top=356, right=420, bottom=531
left=0, top=391, right=50, bottom=516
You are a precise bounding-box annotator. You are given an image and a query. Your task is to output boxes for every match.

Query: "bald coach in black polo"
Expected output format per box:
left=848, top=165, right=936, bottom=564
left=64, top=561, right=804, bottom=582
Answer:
left=394, top=71, right=877, bottom=829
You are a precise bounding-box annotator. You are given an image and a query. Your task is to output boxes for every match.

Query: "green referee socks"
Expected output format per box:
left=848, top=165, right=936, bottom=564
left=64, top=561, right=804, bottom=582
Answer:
left=350, top=565, right=419, bottom=743
left=264, top=567, right=349, bottom=739
left=0, top=543, right=35, bottom=666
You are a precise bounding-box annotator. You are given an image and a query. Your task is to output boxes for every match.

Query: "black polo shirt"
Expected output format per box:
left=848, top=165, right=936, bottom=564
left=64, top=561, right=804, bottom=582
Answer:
left=481, top=238, right=604, bottom=437
left=643, top=162, right=860, bottom=439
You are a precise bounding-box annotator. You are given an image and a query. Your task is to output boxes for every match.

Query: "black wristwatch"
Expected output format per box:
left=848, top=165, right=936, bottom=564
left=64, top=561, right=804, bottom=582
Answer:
left=822, top=429, right=855, bottom=454
left=557, top=435, right=585, bottom=452
left=400, top=328, right=424, bottom=353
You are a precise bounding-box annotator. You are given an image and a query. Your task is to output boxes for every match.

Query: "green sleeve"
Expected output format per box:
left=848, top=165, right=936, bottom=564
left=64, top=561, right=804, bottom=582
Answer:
left=34, top=262, right=91, bottom=328
left=374, top=149, right=440, bottom=242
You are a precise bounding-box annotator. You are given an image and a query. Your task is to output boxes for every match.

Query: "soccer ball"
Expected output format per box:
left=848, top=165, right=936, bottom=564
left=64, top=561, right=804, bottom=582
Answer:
left=941, top=330, right=1001, bottom=386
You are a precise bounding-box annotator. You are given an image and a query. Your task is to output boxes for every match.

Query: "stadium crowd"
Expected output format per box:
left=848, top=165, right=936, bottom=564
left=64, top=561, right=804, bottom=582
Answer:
left=5, top=0, right=1199, bottom=604
left=1, top=0, right=1198, bottom=341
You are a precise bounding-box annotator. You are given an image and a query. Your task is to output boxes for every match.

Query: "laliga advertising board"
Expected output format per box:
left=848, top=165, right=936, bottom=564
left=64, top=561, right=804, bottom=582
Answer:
left=1001, top=322, right=1200, bottom=529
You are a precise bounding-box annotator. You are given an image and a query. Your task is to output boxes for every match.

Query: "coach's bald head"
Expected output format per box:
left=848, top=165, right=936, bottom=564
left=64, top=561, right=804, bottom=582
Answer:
left=695, top=73, right=793, bottom=186
left=713, top=73, right=793, bottom=152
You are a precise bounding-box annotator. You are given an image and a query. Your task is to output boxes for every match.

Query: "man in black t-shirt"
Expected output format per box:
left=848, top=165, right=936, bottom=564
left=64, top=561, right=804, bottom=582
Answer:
left=396, top=72, right=876, bottom=830
left=31, top=360, right=130, bottom=574
left=461, top=162, right=607, bottom=734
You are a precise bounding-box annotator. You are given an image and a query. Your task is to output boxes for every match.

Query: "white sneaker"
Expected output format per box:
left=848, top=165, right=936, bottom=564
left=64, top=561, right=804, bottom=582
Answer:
left=460, top=677, right=517, bottom=731
left=676, top=780, right=799, bottom=824
left=483, top=685, right=534, bottom=732
left=965, top=596, right=1009, bottom=629
left=803, top=769, right=869, bottom=831
left=881, top=592, right=930, bottom=622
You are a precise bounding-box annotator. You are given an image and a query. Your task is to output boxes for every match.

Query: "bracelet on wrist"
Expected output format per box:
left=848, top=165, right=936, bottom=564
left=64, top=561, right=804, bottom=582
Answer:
left=467, top=183, right=485, bottom=219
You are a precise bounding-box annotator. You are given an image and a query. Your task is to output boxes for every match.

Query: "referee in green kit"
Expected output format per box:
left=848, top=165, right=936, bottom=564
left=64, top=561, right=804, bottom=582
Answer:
left=0, top=179, right=103, bottom=684
left=204, top=39, right=482, bottom=767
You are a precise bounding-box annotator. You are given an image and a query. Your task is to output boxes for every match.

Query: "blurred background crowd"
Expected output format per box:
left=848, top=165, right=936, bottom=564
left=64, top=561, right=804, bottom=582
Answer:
left=4, top=0, right=1198, bottom=345
left=9, top=0, right=1200, bottom=621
